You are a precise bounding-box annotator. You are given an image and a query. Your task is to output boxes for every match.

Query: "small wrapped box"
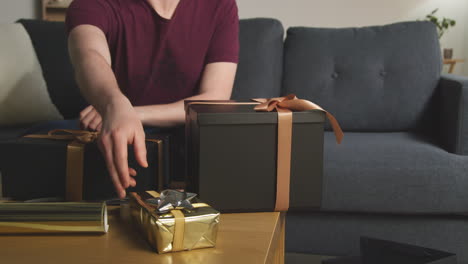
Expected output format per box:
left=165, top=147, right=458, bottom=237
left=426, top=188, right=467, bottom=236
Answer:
left=185, top=95, right=343, bottom=212
left=0, top=130, right=165, bottom=201
left=129, top=190, right=220, bottom=253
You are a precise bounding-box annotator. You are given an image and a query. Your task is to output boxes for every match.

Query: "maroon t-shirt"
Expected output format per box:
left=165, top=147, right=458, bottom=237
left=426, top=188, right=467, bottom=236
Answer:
left=66, top=0, right=239, bottom=106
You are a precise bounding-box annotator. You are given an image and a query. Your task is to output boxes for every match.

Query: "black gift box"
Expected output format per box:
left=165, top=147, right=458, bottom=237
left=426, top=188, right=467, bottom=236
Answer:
left=185, top=100, right=327, bottom=212
left=0, top=133, right=167, bottom=201
left=322, top=237, right=457, bottom=264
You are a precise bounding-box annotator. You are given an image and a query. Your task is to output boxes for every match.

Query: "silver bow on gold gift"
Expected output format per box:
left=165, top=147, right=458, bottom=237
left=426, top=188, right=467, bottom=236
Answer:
left=146, top=190, right=197, bottom=213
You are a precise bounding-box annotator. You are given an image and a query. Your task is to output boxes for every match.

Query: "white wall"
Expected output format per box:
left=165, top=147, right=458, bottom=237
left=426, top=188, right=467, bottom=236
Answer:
left=237, top=0, right=468, bottom=75
left=0, top=0, right=40, bottom=24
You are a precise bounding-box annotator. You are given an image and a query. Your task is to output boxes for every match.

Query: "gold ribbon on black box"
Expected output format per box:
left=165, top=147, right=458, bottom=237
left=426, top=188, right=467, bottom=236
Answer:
left=129, top=190, right=220, bottom=254
left=24, top=129, right=163, bottom=201
left=186, top=94, right=344, bottom=212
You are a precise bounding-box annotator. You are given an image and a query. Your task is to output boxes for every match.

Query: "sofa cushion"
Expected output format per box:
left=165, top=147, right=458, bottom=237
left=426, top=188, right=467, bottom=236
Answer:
left=0, top=24, right=63, bottom=126
left=17, top=19, right=87, bottom=119
left=322, top=132, right=468, bottom=213
left=283, top=21, right=442, bottom=131
left=232, top=18, right=284, bottom=100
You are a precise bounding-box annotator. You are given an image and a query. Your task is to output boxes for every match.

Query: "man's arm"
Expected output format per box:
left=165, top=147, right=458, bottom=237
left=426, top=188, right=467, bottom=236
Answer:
left=131, top=0, right=240, bottom=126
left=68, top=25, right=148, bottom=198
left=135, top=62, right=238, bottom=127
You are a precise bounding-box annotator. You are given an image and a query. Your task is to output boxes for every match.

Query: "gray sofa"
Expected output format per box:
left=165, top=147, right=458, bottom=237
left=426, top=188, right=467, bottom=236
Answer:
left=1, top=18, right=468, bottom=262
left=282, top=23, right=468, bottom=262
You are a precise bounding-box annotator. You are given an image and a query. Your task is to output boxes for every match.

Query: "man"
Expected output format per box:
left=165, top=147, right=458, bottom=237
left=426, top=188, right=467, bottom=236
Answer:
left=66, top=0, right=239, bottom=198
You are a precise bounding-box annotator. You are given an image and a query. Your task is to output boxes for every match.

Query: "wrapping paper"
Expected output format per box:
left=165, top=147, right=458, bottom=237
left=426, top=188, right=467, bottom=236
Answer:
left=0, top=202, right=108, bottom=234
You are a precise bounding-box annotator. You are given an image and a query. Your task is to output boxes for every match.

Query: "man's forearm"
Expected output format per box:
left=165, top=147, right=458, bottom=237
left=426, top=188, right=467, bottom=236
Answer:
left=136, top=62, right=237, bottom=127
left=73, top=49, right=129, bottom=115
left=68, top=25, right=129, bottom=115
left=135, top=91, right=230, bottom=127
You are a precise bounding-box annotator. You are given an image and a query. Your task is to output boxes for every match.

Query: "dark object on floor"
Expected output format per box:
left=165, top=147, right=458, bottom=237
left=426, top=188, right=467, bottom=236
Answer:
left=322, top=257, right=361, bottom=264
left=322, top=237, right=457, bottom=264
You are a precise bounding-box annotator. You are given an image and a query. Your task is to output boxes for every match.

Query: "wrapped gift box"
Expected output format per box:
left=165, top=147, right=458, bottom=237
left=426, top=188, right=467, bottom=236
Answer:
left=129, top=190, right=219, bottom=253
left=185, top=96, right=342, bottom=212
left=0, top=130, right=166, bottom=201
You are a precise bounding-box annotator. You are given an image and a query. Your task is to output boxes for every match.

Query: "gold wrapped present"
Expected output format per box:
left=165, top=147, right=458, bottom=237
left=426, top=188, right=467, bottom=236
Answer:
left=129, top=190, right=220, bottom=253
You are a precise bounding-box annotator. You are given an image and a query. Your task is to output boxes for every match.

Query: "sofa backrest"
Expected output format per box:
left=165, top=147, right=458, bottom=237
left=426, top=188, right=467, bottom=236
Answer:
left=282, top=21, right=442, bottom=131
left=0, top=23, right=63, bottom=126
left=16, top=18, right=285, bottom=119
left=18, top=19, right=88, bottom=120
left=232, top=18, right=284, bottom=100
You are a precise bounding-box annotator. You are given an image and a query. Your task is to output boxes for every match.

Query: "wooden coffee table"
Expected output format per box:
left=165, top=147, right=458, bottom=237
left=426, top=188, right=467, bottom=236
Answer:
left=0, top=207, right=285, bottom=264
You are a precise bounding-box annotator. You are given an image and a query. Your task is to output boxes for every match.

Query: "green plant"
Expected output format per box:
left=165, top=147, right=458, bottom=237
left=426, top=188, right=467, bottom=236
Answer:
left=424, top=8, right=456, bottom=39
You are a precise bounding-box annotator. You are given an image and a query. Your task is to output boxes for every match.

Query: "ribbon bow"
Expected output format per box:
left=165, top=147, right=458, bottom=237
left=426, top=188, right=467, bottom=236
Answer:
left=253, top=94, right=343, bottom=144
left=146, top=190, right=197, bottom=214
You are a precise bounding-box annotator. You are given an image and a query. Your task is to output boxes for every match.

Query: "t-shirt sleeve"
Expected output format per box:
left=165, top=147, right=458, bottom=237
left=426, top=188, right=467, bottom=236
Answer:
left=65, top=0, right=112, bottom=35
left=205, top=0, right=240, bottom=64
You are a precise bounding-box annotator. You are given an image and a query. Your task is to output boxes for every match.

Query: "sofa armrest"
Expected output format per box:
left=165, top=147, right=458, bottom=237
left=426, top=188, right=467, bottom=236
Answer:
left=438, top=74, right=468, bottom=155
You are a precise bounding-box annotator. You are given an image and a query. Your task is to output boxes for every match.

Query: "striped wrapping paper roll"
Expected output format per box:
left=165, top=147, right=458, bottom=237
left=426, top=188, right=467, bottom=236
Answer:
left=0, top=202, right=108, bottom=234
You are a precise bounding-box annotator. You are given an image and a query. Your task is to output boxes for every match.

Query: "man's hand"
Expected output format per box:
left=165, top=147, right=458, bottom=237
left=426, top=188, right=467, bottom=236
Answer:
left=69, top=25, right=148, bottom=198
left=80, top=105, right=102, bottom=131
left=98, top=98, right=148, bottom=199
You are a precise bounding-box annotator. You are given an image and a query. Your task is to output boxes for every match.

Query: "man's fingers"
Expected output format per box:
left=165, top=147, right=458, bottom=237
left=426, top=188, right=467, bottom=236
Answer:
left=100, top=136, right=126, bottom=198
left=129, top=168, right=137, bottom=187
left=89, top=114, right=102, bottom=131
left=79, top=105, right=94, bottom=119
left=112, top=133, right=130, bottom=189
left=133, top=131, right=148, bottom=168
left=129, top=177, right=136, bottom=187
left=80, top=110, right=98, bottom=130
